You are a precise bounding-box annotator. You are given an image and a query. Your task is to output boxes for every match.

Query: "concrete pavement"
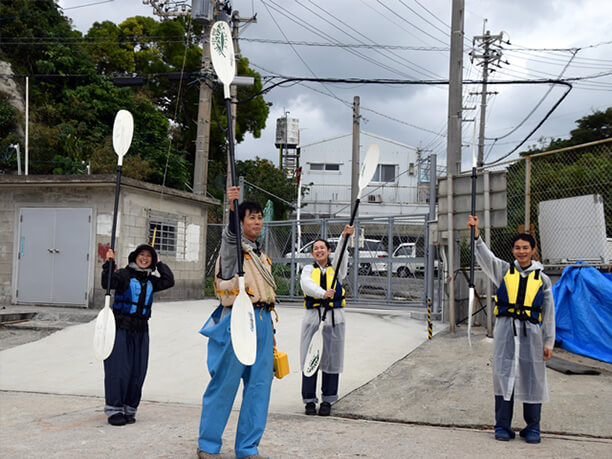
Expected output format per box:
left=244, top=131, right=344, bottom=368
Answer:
left=1, top=299, right=611, bottom=458
left=0, top=299, right=442, bottom=412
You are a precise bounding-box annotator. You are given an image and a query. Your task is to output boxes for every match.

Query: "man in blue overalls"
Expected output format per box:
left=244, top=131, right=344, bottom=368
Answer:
left=198, top=186, right=277, bottom=458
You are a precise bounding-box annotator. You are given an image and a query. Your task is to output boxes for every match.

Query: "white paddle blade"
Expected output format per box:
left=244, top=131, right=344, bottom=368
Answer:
left=209, top=21, right=236, bottom=99
left=112, top=110, right=134, bottom=165
left=468, top=287, right=474, bottom=347
left=93, top=296, right=116, bottom=360
left=303, top=327, right=323, bottom=377
left=357, top=144, right=380, bottom=199
left=230, top=278, right=257, bottom=366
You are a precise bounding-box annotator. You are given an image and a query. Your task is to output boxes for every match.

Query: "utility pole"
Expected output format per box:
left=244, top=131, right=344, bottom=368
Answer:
left=193, top=17, right=214, bottom=195
left=351, top=96, right=360, bottom=210
left=471, top=27, right=503, bottom=167
left=146, top=0, right=214, bottom=195
left=446, top=0, right=464, bottom=178
left=445, top=0, right=464, bottom=333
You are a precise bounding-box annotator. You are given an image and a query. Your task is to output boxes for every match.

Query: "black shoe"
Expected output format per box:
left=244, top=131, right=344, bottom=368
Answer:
left=305, top=402, right=316, bottom=415
left=318, top=402, right=331, bottom=416
left=108, top=413, right=127, bottom=426
left=125, top=415, right=136, bottom=424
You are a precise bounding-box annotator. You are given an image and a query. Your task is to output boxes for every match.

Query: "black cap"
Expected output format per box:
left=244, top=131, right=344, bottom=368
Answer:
left=128, top=244, right=158, bottom=267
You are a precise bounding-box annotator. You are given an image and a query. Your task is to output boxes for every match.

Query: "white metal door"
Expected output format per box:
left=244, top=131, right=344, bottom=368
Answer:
left=16, top=208, right=92, bottom=305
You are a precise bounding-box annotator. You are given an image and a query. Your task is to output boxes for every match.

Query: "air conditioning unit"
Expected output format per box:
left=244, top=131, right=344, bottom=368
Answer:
left=368, top=194, right=383, bottom=203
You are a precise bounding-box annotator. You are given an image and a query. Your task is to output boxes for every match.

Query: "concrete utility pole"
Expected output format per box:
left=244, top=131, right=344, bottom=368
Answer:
left=446, top=0, right=464, bottom=178
left=146, top=0, right=214, bottom=195
left=351, top=96, right=360, bottom=209
left=445, top=0, right=464, bottom=333
left=193, top=18, right=214, bottom=195
left=472, top=28, right=503, bottom=167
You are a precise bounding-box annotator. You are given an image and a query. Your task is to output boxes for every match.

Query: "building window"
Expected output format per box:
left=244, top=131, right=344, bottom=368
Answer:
left=149, top=217, right=177, bottom=255
left=310, top=163, right=340, bottom=171
left=373, top=164, right=396, bottom=182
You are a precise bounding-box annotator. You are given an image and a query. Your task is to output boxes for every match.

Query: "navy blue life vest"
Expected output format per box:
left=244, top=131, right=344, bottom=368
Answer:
left=113, top=277, right=154, bottom=319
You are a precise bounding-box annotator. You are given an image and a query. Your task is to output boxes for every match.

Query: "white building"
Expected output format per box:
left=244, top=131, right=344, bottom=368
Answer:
left=298, top=131, right=430, bottom=218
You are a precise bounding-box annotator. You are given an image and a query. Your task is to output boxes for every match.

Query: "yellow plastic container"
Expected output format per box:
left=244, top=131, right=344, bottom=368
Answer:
left=273, top=347, right=290, bottom=379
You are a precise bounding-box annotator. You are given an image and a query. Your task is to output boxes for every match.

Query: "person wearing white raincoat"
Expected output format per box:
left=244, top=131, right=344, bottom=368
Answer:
left=468, top=216, right=555, bottom=444
left=300, top=225, right=354, bottom=417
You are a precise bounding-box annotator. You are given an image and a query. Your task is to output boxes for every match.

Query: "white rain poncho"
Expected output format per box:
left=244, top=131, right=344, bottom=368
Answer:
left=299, top=239, right=349, bottom=374
left=475, top=237, right=555, bottom=403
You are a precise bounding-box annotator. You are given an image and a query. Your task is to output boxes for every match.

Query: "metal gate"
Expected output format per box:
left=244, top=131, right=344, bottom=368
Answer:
left=16, top=208, right=92, bottom=305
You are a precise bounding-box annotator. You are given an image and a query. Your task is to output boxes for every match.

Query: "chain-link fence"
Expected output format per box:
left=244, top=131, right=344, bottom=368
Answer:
left=205, top=214, right=444, bottom=308
left=475, top=138, right=612, bottom=267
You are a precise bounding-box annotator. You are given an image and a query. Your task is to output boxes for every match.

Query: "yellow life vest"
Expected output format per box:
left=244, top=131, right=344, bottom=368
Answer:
left=494, top=265, right=544, bottom=324
left=303, top=264, right=346, bottom=309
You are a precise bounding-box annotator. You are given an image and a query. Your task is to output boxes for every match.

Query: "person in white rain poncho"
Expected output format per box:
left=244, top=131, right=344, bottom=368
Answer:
left=467, top=216, right=555, bottom=444
left=300, top=225, right=354, bottom=417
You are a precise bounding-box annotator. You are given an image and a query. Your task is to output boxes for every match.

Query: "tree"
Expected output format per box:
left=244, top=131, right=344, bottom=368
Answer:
left=0, top=2, right=270, bottom=196
left=237, top=158, right=297, bottom=220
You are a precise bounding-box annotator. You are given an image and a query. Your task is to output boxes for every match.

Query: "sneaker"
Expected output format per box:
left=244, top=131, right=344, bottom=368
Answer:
left=305, top=402, right=316, bottom=415
left=318, top=401, right=331, bottom=417
left=520, top=429, right=541, bottom=444
left=494, top=427, right=514, bottom=441
left=125, top=415, right=136, bottom=424
left=197, top=448, right=218, bottom=458
left=108, top=413, right=127, bottom=426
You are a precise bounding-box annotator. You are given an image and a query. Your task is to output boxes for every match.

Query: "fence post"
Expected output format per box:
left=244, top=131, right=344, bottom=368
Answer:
left=447, top=174, right=455, bottom=333
left=524, top=156, right=531, bottom=230
left=290, top=220, right=296, bottom=297
left=387, top=216, right=393, bottom=302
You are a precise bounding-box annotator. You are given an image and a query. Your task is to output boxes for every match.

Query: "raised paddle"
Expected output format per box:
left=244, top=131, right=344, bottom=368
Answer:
left=210, top=20, right=257, bottom=366
left=93, top=109, right=134, bottom=360
left=303, top=144, right=380, bottom=377
left=468, top=120, right=478, bottom=347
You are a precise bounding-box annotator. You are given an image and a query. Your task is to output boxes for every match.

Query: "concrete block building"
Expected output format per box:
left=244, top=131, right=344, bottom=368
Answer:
left=0, top=175, right=218, bottom=309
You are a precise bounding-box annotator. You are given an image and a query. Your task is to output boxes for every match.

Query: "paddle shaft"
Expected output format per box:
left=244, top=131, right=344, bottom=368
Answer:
left=105, top=165, right=123, bottom=295
left=322, top=197, right=361, bottom=321
left=469, top=166, right=477, bottom=288
left=224, top=97, right=244, bottom=277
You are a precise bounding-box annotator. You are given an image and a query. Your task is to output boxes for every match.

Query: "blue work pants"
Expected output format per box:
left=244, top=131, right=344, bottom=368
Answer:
left=198, top=306, right=274, bottom=458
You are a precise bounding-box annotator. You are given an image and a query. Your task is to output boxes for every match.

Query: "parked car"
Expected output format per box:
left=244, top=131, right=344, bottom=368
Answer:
left=284, top=237, right=387, bottom=274
left=372, top=242, right=439, bottom=277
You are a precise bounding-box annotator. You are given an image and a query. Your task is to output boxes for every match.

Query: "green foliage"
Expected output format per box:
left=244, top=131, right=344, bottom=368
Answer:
left=0, top=2, right=270, bottom=195
left=237, top=158, right=297, bottom=220
left=0, top=96, right=18, bottom=138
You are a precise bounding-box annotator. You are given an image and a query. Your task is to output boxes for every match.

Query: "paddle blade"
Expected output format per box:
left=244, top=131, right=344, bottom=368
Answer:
left=357, top=144, right=380, bottom=198
left=303, top=326, right=323, bottom=377
left=93, top=296, right=116, bottom=360
left=468, top=287, right=474, bottom=347
left=209, top=21, right=236, bottom=99
left=230, top=278, right=257, bottom=366
left=112, top=110, right=134, bottom=165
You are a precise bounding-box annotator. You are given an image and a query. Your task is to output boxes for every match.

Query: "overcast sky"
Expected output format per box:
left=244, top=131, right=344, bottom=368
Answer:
left=59, top=0, right=612, bottom=170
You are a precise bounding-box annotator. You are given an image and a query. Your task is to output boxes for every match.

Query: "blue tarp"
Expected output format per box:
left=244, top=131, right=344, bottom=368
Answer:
left=552, top=265, right=612, bottom=363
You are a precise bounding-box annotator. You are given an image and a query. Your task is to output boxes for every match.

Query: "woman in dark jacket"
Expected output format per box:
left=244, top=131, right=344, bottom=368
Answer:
left=101, top=244, right=174, bottom=426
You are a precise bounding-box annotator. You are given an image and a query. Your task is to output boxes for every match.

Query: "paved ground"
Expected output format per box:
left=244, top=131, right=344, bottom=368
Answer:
left=1, top=300, right=611, bottom=458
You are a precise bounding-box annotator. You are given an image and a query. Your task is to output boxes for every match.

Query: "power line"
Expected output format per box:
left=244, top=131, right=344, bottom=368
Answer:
left=240, top=37, right=448, bottom=51
left=297, top=0, right=442, bottom=80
